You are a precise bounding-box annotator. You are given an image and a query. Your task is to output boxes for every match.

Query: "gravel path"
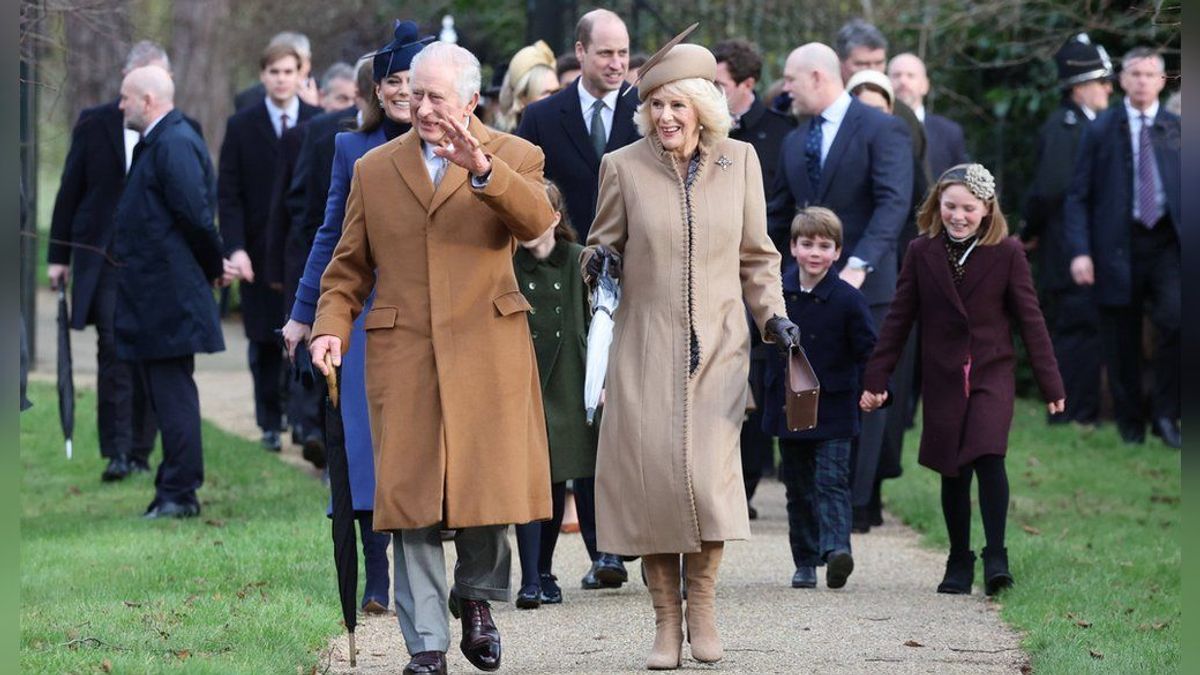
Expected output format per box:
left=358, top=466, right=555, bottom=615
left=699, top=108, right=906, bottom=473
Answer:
left=30, top=288, right=1027, bottom=673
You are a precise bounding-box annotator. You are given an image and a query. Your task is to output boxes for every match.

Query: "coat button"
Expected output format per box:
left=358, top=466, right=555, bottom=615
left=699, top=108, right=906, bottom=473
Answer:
left=553, top=282, right=562, bottom=290
left=528, top=281, right=536, bottom=290
left=555, top=330, right=561, bottom=338
left=555, top=306, right=562, bottom=314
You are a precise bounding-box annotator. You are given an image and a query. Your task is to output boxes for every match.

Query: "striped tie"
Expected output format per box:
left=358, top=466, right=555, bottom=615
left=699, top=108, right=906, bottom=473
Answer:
left=1136, top=114, right=1161, bottom=228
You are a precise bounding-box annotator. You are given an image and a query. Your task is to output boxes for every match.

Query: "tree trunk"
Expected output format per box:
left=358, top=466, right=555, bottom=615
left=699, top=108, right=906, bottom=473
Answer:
left=63, top=0, right=131, bottom=122
left=171, top=0, right=233, bottom=160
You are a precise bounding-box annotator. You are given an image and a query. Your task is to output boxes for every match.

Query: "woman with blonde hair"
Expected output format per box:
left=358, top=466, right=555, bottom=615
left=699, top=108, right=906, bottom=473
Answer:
left=582, top=32, right=799, bottom=669
left=493, top=40, right=560, bottom=132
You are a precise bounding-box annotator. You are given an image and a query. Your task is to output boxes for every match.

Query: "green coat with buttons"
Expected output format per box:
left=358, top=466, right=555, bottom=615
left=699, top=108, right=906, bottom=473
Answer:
left=514, top=241, right=598, bottom=482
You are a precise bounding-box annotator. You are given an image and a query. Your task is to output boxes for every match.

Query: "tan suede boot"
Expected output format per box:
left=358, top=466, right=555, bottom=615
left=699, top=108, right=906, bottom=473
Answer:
left=642, top=553, right=683, bottom=670
left=683, top=541, right=724, bottom=663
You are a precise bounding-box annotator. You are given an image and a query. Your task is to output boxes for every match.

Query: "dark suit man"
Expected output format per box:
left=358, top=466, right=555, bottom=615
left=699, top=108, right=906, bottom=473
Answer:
left=713, top=38, right=796, bottom=519
left=219, top=43, right=320, bottom=451
left=769, top=43, right=912, bottom=532
left=888, top=53, right=969, bottom=180
left=47, top=42, right=200, bottom=482
left=112, top=66, right=226, bottom=518
left=516, top=8, right=640, bottom=589
left=1064, top=47, right=1181, bottom=448
left=234, top=31, right=318, bottom=112
left=1022, top=34, right=1113, bottom=426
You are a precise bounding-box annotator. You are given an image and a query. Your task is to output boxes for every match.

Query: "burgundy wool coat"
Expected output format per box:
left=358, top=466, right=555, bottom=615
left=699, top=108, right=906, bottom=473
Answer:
left=863, top=234, right=1064, bottom=477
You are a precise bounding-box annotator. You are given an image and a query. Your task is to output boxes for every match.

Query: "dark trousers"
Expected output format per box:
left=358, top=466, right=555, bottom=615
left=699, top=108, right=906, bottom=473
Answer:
left=286, top=368, right=324, bottom=437
left=90, top=269, right=138, bottom=459
left=136, top=355, right=203, bottom=506
left=248, top=340, right=284, bottom=433
left=741, top=407, right=774, bottom=503
left=852, top=303, right=890, bottom=508
left=358, top=511, right=392, bottom=604
left=779, top=437, right=852, bottom=568
left=515, top=482, right=568, bottom=586
left=1046, top=285, right=1102, bottom=424
left=1100, top=222, right=1180, bottom=427
left=879, top=327, right=917, bottom=480
left=572, top=476, right=601, bottom=561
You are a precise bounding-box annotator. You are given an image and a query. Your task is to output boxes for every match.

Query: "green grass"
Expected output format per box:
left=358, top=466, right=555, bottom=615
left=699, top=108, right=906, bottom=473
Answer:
left=885, top=399, right=1180, bottom=673
left=21, top=382, right=342, bottom=673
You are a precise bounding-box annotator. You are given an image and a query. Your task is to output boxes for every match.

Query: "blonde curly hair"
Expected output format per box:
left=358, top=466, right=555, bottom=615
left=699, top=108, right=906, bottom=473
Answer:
left=634, top=76, right=731, bottom=149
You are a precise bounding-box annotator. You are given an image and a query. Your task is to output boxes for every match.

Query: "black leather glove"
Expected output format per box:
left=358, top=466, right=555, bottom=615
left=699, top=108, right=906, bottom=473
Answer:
left=585, top=244, right=622, bottom=283
left=763, top=315, right=802, bottom=354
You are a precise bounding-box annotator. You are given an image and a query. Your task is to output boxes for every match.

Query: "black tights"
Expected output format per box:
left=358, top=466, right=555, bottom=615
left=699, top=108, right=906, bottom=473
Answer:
left=515, top=481, right=568, bottom=587
left=940, top=455, right=1008, bottom=554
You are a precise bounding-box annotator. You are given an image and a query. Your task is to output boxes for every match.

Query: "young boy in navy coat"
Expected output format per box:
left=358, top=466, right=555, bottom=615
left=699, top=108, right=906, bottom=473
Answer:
left=762, top=207, right=877, bottom=590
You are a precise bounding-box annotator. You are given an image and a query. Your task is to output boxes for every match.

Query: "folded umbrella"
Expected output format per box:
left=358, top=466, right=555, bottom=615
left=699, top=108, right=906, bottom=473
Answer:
left=584, top=256, right=621, bottom=425
left=56, top=287, right=75, bottom=458
left=323, top=354, right=357, bottom=666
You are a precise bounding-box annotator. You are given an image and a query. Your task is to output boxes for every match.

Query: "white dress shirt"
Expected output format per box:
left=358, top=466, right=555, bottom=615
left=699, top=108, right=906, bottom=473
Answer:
left=815, top=91, right=853, bottom=166
left=265, top=96, right=300, bottom=137
left=1125, top=97, right=1166, bottom=222
left=123, top=128, right=140, bottom=173
left=578, top=84, right=620, bottom=141
left=912, top=104, right=926, bottom=124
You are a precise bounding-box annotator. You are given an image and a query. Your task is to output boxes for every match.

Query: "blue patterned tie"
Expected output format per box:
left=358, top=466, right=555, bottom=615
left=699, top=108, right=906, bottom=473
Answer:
left=1136, top=114, right=1161, bottom=227
left=805, top=115, right=824, bottom=193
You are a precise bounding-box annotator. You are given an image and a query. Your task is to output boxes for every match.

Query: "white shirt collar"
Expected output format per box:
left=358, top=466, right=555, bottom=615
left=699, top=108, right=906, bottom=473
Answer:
left=141, top=110, right=169, bottom=138
left=265, top=96, right=300, bottom=130
left=820, top=91, right=853, bottom=124
left=578, top=82, right=620, bottom=114
left=1124, top=96, right=1159, bottom=123
left=912, top=104, right=926, bottom=123
left=1080, top=105, right=1096, bottom=121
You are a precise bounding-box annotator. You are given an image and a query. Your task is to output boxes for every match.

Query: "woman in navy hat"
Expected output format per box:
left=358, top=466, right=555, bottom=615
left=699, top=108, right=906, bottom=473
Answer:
left=281, top=18, right=433, bottom=614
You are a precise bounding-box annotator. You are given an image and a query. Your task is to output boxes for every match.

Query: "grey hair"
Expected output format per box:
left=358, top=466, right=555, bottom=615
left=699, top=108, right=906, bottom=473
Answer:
left=319, top=62, right=356, bottom=92
left=410, top=41, right=482, bottom=105
left=269, top=31, right=311, bottom=61
left=1122, top=46, right=1165, bottom=72
left=124, top=40, right=170, bottom=75
left=835, top=19, right=888, bottom=60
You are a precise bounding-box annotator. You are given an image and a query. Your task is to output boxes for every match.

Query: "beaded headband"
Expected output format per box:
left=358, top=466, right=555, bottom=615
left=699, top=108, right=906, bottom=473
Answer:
left=957, top=163, right=996, bottom=201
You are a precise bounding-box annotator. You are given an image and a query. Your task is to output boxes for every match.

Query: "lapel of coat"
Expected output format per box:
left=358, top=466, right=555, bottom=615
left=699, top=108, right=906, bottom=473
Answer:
left=559, top=80, right=599, bottom=168
left=919, top=236, right=968, bottom=319
left=607, top=82, right=638, bottom=151
left=253, top=101, right=279, bottom=152
left=956, top=241, right=1007, bottom=303
left=427, top=115, right=490, bottom=215
left=391, top=130, right=434, bottom=210
left=817, top=101, right=861, bottom=200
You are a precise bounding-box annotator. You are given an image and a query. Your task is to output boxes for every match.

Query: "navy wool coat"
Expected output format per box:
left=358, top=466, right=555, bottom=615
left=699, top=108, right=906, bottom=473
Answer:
left=112, top=109, right=225, bottom=361
left=863, top=235, right=1064, bottom=476
left=762, top=264, right=877, bottom=441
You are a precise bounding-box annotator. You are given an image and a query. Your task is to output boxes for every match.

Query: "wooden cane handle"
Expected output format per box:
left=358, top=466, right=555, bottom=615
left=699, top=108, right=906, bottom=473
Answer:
left=324, top=352, right=339, bottom=409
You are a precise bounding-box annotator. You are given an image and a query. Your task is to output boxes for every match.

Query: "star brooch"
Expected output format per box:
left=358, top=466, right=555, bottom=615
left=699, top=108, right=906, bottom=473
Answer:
left=715, top=154, right=733, bottom=171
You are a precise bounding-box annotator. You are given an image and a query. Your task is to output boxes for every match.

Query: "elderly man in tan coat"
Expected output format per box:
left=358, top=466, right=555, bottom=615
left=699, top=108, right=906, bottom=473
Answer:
left=311, top=42, right=555, bottom=675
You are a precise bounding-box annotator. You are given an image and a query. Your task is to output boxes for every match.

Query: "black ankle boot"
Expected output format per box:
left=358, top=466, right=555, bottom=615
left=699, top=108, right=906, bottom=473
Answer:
left=936, top=550, right=975, bottom=594
left=982, top=547, right=1013, bottom=596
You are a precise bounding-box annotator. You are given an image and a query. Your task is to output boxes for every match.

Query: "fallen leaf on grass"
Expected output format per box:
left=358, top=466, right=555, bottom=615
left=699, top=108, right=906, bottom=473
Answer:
left=1089, top=650, right=1104, bottom=659
left=67, top=486, right=82, bottom=496
left=1021, top=524, right=1041, bottom=536
left=1075, top=620, right=1092, bottom=628
left=1137, top=622, right=1170, bottom=631
left=204, top=519, right=226, bottom=527
left=903, top=640, right=924, bottom=648
left=1026, top=456, right=1041, bottom=467
left=175, top=649, right=190, bottom=660
left=1150, top=494, right=1179, bottom=505
left=122, top=600, right=142, bottom=608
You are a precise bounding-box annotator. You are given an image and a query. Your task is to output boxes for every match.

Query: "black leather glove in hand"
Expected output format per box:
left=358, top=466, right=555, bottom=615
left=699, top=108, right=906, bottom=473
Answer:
left=584, top=244, right=622, bottom=283
left=764, top=315, right=802, bottom=354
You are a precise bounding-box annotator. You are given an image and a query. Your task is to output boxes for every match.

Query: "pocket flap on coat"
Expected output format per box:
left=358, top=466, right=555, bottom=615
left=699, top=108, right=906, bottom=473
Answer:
left=363, top=306, right=398, bottom=330
left=493, top=291, right=532, bottom=317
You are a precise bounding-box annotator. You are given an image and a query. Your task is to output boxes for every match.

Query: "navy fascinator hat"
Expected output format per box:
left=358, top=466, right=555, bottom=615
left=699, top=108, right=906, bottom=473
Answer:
left=372, top=20, right=435, bottom=82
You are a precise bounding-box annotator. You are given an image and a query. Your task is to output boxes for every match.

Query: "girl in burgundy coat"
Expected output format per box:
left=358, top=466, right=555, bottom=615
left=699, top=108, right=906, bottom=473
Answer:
left=860, top=164, right=1065, bottom=596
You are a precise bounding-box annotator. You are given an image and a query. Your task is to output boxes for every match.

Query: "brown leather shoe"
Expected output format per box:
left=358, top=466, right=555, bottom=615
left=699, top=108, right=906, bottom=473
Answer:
left=403, top=650, right=446, bottom=675
left=458, top=598, right=502, bottom=671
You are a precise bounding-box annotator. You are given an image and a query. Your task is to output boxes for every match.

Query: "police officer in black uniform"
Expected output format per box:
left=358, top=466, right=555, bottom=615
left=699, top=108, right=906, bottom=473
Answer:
left=1021, top=33, right=1113, bottom=425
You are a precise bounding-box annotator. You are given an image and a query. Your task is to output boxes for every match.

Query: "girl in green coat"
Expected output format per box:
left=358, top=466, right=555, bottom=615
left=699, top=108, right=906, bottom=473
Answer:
left=513, top=181, right=599, bottom=609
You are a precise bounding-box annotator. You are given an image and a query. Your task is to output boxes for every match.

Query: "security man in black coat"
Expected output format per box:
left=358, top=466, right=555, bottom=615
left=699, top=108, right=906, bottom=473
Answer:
left=713, top=38, right=796, bottom=519
left=218, top=43, right=320, bottom=452
left=1021, top=34, right=1113, bottom=427
left=112, top=66, right=227, bottom=519
left=47, top=42, right=201, bottom=482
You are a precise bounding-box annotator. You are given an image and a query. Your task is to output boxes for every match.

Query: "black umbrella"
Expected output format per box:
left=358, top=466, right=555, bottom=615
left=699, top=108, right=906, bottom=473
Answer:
left=56, top=287, right=75, bottom=459
left=323, top=355, right=357, bottom=666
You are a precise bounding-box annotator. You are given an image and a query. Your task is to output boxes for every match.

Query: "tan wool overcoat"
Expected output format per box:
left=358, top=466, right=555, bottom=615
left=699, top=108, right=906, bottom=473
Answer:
left=584, top=136, right=786, bottom=555
left=313, top=116, right=555, bottom=532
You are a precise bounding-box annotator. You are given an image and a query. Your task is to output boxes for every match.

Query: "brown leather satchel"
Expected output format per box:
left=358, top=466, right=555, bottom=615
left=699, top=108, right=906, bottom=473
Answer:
left=785, top=345, right=820, bottom=432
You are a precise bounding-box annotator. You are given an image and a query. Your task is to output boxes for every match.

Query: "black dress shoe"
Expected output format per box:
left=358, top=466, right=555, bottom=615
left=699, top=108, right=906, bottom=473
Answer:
left=458, top=598, right=502, bottom=671
left=581, top=560, right=603, bottom=589
left=1151, top=417, right=1181, bottom=449
left=102, top=455, right=132, bottom=482
left=981, top=546, right=1014, bottom=596
left=868, top=504, right=884, bottom=527
left=539, top=573, right=562, bottom=604
left=515, top=583, right=541, bottom=609
left=593, top=553, right=628, bottom=587
left=128, top=457, right=151, bottom=474
left=403, top=650, right=447, bottom=675
left=261, top=430, right=282, bottom=452
left=1118, top=421, right=1146, bottom=445
left=143, top=500, right=200, bottom=519
left=302, top=432, right=327, bottom=468
left=825, top=550, right=855, bottom=589
left=791, top=566, right=816, bottom=588
left=851, top=507, right=871, bottom=534
left=936, top=550, right=976, bottom=594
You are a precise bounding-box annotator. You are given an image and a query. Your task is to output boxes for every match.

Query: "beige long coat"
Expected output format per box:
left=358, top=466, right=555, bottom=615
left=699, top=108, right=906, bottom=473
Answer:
left=584, top=136, right=786, bottom=555
left=313, top=116, right=555, bottom=532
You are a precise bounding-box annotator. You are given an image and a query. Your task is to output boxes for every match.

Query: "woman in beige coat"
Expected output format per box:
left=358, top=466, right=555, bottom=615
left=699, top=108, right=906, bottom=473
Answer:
left=582, top=41, right=800, bottom=669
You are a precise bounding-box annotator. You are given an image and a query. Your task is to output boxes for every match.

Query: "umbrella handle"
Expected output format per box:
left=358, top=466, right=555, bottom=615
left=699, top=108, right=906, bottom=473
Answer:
left=324, top=353, right=339, bottom=409
left=348, top=631, right=356, bottom=667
